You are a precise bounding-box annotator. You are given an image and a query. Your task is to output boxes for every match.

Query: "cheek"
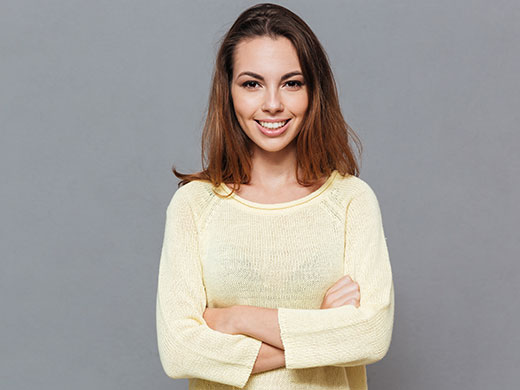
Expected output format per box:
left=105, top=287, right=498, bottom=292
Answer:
left=289, top=93, right=308, bottom=115
left=232, top=93, right=257, bottom=117
left=299, top=100, right=309, bottom=115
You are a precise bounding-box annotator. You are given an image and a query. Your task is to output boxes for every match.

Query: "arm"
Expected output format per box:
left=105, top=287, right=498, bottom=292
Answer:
left=251, top=342, right=286, bottom=374
left=275, top=188, right=395, bottom=369
left=156, top=187, right=262, bottom=389
left=234, top=305, right=284, bottom=350
left=201, top=306, right=286, bottom=374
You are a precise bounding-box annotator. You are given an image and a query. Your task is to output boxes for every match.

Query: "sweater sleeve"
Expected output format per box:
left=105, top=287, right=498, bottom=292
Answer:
left=156, top=188, right=262, bottom=388
left=277, top=187, right=395, bottom=369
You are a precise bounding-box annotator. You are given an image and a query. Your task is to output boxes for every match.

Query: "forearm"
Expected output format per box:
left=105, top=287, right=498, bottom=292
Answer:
left=251, top=342, right=286, bottom=374
left=234, top=305, right=284, bottom=350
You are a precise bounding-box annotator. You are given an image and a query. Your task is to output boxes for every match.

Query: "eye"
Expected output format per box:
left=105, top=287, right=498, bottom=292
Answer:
left=242, top=80, right=260, bottom=89
left=285, top=80, right=304, bottom=89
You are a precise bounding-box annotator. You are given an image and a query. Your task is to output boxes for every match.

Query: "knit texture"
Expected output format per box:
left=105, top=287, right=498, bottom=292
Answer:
left=156, top=170, right=395, bottom=389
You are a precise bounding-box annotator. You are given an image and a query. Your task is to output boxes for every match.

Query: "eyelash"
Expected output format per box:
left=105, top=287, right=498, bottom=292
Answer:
left=241, top=80, right=304, bottom=90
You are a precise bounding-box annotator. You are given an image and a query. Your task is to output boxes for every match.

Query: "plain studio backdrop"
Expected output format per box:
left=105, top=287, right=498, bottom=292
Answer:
left=1, top=1, right=518, bottom=389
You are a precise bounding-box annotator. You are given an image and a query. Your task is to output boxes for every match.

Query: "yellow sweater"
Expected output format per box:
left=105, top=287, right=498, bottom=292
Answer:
left=156, top=169, right=395, bottom=389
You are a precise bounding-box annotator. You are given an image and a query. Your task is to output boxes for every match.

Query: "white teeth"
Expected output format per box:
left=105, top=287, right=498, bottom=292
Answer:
left=258, top=120, right=288, bottom=129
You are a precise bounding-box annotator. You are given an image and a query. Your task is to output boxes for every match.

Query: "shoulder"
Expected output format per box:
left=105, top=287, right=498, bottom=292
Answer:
left=336, top=176, right=386, bottom=229
left=171, top=179, right=213, bottom=200
left=330, top=172, right=381, bottom=209
left=165, top=179, right=219, bottom=220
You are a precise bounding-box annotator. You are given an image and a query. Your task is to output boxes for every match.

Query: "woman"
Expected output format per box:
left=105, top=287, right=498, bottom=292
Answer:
left=156, top=3, right=394, bottom=389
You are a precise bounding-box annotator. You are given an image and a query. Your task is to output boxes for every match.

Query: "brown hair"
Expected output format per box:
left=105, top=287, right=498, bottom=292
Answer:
left=172, top=2, right=362, bottom=194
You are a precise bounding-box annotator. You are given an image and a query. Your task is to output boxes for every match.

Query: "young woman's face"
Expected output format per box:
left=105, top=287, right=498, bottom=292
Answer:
left=230, top=36, right=308, bottom=155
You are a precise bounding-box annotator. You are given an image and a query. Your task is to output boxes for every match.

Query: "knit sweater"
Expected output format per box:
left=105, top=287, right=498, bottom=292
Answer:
left=156, top=169, right=395, bottom=389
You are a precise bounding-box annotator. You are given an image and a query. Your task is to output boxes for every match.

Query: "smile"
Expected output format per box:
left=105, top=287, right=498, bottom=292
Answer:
left=255, top=119, right=290, bottom=129
left=254, top=119, right=291, bottom=137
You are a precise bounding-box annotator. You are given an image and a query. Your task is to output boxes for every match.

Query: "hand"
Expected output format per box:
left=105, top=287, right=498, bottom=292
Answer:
left=320, top=274, right=360, bottom=309
left=202, top=306, right=239, bottom=335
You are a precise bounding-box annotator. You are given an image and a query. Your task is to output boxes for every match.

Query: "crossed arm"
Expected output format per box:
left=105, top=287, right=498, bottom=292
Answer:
left=203, top=273, right=361, bottom=374
left=203, top=305, right=285, bottom=374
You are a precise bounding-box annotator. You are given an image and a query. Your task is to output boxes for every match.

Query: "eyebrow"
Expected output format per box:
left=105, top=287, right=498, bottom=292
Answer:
left=236, top=71, right=303, bottom=82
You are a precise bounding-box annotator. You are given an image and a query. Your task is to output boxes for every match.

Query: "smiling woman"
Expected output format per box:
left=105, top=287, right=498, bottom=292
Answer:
left=156, top=3, right=395, bottom=390
left=230, top=36, right=308, bottom=148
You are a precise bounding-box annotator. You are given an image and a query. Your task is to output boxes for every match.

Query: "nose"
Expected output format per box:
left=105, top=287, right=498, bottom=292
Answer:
left=261, top=88, right=284, bottom=113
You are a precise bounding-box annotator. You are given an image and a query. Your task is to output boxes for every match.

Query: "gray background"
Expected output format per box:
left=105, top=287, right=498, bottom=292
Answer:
left=1, top=0, right=519, bottom=389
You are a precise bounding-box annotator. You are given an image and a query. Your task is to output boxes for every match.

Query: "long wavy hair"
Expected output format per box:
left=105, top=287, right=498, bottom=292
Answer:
left=172, top=3, right=362, bottom=194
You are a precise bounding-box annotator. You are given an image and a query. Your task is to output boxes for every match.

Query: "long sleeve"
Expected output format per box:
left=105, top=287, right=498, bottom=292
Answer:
left=277, top=187, right=395, bottom=369
left=156, top=188, right=262, bottom=388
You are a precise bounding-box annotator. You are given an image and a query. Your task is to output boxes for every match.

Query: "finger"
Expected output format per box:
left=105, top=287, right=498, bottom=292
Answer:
left=344, top=298, right=359, bottom=308
left=327, top=280, right=359, bottom=297
left=341, top=283, right=360, bottom=295
left=327, top=275, right=354, bottom=294
left=330, top=295, right=359, bottom=307
left=326, top=289, right=356, bottom=304
left=330, top=289, right=360, bottom=305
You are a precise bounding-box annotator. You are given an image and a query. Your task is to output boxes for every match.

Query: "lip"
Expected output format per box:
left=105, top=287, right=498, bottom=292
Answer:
left=255, top=119, right=291, bottom=137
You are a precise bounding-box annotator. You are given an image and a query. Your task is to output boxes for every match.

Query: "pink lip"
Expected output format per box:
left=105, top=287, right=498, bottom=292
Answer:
left=255, top=119, right=291, bottom=137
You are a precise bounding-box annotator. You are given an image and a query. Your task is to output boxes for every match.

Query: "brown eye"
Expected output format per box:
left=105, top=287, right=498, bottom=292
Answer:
left=285, top=80, right=304, bottom=89
left=242, top=80, right=260, bottom=89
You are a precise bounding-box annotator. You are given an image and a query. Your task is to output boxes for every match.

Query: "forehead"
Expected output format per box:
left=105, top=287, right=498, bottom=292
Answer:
left=233, top=36, right=301, bottom=77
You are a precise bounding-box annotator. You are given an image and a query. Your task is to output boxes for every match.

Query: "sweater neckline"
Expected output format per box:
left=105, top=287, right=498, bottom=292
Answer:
left=219, top=170, right=338, bottom=210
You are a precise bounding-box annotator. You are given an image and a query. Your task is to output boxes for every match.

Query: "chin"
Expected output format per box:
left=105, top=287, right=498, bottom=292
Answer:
left=255, top=139, right=295, bottom=153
